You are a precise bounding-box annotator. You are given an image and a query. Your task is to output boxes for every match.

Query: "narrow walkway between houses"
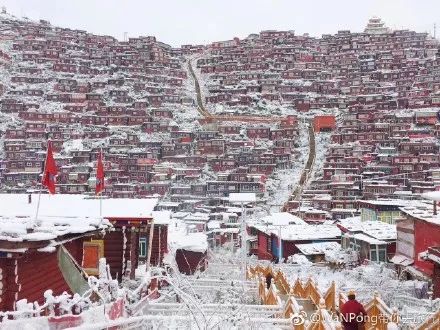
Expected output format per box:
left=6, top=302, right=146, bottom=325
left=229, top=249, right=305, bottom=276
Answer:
left=187, top=59, right=212, bottom=118
left=285, top=121, right=316, bottom=205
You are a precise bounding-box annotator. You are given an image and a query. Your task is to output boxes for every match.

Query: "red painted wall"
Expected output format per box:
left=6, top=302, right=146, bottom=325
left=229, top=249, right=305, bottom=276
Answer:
left=313, top=115, right=336, bottom=132
left=414, top=220, right=440, bottom=276
left=175, top=250, right=207, bottom=275
left=2, top=240, right=83, bottom=311
left=257, top=231, right=272, bottom=260
left=283, top=241, right=302, bottom=259
left=433, top=264, right=440, bottom=298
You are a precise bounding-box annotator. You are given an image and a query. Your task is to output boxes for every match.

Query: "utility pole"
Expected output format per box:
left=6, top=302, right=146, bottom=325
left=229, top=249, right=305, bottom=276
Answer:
left=241, top=201, right=246, bottom=279
left=434, top=23, right=437, bottom=40
left=278, top=225, right=282, bottom=264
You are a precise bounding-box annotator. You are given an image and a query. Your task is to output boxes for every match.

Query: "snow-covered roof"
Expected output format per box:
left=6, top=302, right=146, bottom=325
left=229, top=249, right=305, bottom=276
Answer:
left=173, top=232, right=208, bottom=253
left=0, top=215, right=110, bottom=245
left=338, top=217, right=396, bottom=240
left=359, top=199, right=406, bottom=207
left=296, top=241, right=341, bottom=255
left=183, top=212, right=210, bottom=222
left=0, top=194, right=158, bottom=218
left=260, top=212, right=306, bottom=226
left=399, top=200, right=440, bottom=224
left=151, top=211, right=171, bottom=225
left=228, top=193, right=256, bottom=203
left=352, top=233, right=387, bottom=245
left=254, top=223, right=341, bottom=241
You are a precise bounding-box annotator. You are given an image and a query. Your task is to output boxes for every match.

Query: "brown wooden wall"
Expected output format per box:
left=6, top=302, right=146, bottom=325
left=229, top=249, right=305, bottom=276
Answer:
left=101, top=230, right=131, bottom=281
left=148, top=225, right=168, bottom=266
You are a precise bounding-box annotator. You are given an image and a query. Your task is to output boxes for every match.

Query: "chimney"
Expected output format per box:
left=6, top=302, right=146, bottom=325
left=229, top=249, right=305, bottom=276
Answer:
left=28, top=193, right=32, bottom=204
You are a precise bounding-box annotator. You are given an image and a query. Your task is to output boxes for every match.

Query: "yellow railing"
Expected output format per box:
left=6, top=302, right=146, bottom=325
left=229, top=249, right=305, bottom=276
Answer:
left=258, top=276, right=281, bottom=305
left=416, top=309, right=440, bottom=330
left=248, top=265, right=405, bottom=329
left=249, top=266, right=336, bottom=308
left=306, top=299, right=343, bottom=330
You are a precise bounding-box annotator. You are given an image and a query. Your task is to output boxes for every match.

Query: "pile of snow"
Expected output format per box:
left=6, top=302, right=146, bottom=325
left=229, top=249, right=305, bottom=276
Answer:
left=286, top=254, right=312, bottom=265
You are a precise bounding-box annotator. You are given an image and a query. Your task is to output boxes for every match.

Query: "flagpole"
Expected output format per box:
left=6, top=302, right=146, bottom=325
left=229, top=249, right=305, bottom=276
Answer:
left=34, top=140, right=50, bottom=227
left=99, top=193, right=102, bottom=218
left=97, top=148, right=104, bottom=222
left=34, top=186, right=43, bottom=227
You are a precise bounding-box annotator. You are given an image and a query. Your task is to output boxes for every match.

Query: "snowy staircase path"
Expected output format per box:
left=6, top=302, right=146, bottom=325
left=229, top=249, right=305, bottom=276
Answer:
left=185, top=278, right=257, bottom=289
left=143, top=302, right=283, bottom=317
left=134, top=260, right=298, bottom=328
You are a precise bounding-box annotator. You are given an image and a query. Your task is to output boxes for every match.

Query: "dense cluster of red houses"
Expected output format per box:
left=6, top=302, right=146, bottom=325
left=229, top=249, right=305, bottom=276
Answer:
left=196, top=18, right=439, bottom=115
left=0, top=15, right=304, bottom=202
left=2, top=11, right=440, bottom=305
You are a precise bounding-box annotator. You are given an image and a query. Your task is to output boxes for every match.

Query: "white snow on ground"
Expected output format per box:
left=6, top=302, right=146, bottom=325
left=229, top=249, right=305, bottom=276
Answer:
left=189, top=53, right=212, bottom=111
left=307, top=131, right=331, bottom=184
left=265, top=120, right=309, bottom=212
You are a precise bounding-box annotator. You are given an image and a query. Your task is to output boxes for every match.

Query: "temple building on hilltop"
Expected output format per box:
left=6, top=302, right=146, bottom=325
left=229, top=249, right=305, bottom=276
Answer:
left=364, top=17, right=390, bottom=34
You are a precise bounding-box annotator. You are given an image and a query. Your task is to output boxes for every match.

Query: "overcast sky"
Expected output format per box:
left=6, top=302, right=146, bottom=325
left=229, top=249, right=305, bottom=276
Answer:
left=2, top=0, right=439, bottom=46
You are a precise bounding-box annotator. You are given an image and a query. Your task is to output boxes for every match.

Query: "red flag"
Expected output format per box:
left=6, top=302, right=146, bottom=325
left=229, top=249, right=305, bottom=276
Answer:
left=95, top=150, right=105, bottom=194
left=41, top=140, right=58, bottom=194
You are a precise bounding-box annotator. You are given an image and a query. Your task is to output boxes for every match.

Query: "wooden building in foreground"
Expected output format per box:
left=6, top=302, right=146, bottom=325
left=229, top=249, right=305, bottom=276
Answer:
left=0, top=194, right=168, bottom=311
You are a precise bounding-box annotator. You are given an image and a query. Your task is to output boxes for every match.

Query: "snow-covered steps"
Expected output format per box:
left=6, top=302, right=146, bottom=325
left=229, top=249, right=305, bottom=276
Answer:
left=71, top=314, right=294, bottom=330
left=143, top=302, right=283, bottom=316
left=184, top=277, right=257, bottom=288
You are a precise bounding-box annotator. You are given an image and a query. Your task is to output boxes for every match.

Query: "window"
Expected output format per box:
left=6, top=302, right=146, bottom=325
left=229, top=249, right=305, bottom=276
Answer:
left=139, top=237, right=147, bottom=258
left=267, top=237, right=272, bottom=252
left=350, top=239, right=360, bottom=252
left=370, top=244, right=387, bottom=262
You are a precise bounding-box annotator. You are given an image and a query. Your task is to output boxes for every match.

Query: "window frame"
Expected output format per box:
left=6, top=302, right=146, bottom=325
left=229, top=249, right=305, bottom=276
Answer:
left=139, top=237, right=148, bottom=258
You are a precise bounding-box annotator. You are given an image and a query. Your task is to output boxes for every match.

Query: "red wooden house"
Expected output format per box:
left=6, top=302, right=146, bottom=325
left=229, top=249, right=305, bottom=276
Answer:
left=0, top=194, right=168, bottom=311
left=0, top=213, right=110, bottom=311
left=250, top=213, right=340, bottom=262
left=397, top=192, right=440, bottom=298
left=338, top=217, right=396, bottom=263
